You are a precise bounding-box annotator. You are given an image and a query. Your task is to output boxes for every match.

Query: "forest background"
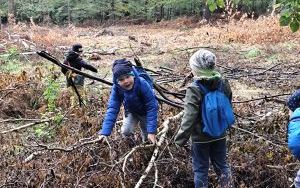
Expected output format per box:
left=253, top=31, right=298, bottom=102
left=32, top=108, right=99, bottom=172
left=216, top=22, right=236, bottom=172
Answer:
left=0, top=0, right=299, bottom=32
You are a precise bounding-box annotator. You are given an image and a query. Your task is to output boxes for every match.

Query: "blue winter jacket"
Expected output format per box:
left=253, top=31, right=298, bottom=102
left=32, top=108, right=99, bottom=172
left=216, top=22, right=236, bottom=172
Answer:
left=288, top=108, right=300, bottom=159
left=100, top=67, right=158, bottom=136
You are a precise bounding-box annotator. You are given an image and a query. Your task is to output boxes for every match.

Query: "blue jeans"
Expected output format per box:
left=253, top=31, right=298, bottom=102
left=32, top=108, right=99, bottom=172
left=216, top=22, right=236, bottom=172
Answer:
left=192, top=139, right=231, bottom=188
left=121, top=113, right=148, bottom=142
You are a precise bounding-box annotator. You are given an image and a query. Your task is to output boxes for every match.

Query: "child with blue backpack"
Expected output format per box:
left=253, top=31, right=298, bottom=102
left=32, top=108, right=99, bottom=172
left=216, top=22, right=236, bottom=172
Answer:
left=287, top=89, right=300, bottom=187
left=98, top=59, right=158, bottom=144
left=175, top=49, right=233, bottom=188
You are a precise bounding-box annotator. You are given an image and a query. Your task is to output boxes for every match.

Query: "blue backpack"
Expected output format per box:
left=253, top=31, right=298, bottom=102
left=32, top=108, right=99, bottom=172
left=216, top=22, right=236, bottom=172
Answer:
left=288, top=108, right=300, bottom=159
left=134, top=66, right=154, bottom=89
left=196, top=80, right=235, bottom=138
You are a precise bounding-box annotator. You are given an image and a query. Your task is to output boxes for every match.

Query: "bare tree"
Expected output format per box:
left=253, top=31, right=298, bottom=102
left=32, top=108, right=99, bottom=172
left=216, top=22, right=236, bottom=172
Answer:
left=0, top=10, right=2, bottom=30
left=67, top=0, right=71, bottom=25
left=8, top=0, right=15, bottom=26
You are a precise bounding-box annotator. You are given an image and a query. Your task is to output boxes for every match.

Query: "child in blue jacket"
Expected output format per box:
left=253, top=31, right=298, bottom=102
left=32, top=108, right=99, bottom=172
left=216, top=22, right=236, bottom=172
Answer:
left=287, top=89, right=300, bottom=188
left=98, top=59, right=158, bottom=144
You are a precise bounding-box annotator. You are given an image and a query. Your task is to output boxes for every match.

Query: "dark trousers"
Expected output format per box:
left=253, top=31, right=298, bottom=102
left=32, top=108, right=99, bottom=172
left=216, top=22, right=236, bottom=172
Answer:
left=192, top=139, right=231, bottom=188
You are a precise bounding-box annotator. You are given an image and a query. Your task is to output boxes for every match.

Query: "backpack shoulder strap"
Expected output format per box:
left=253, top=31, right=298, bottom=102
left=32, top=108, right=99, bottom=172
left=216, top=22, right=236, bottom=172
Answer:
left=195, top=81, right=209, bottom=95
left=217, top=79, right=225, bottom=91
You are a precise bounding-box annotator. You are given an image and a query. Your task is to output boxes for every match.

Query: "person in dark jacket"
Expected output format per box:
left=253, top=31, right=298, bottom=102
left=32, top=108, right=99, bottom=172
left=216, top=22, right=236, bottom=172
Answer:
left=61, top=44, right=98, bottom=106
left=174, top=49, right=232, bottom=188
left=287, top=89, right=300, bottom=188
left=98, top=59, right=158, bottom=144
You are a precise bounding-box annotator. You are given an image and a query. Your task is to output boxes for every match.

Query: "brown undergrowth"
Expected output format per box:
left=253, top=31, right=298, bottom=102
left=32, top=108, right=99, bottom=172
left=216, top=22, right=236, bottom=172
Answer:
left=0, top=15, right=299, bottom=187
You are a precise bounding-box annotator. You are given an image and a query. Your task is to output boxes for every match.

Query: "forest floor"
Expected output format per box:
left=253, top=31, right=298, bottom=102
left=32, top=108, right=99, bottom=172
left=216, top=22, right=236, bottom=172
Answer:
left=0, top=16, right=300, bottom=187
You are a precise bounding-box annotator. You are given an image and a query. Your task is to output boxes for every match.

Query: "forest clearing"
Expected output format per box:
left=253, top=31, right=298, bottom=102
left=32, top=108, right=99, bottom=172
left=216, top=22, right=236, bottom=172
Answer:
left=0, top=13, right=300, bottom=187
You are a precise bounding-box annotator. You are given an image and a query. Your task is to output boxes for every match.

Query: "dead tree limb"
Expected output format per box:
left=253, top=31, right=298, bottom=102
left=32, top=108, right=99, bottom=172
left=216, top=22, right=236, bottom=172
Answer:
left=153, top=162, right=163, bottom=188
left=37, top=51, right=183, bottom=109
left=134, top=111, right=184, bottom=188
left=154, top=83, right=184, bottom=106
left=36, top=51, right=113, bottom=86
left=232, top=126, right=285, bottom=148
left=24, top=151, right=44, bottom=163
left=248, top=63, right=283, bottom=76
left=0, top=118, right=45, bottom=123
left=158, top=66, right=174, bottom=72
left=232, top=93, right=291, bottom=104
left=0, top=119, right=51, bottom=134
left=122, top=144, right=155, bottom=173
left=33, top=136, right=103, bottom=152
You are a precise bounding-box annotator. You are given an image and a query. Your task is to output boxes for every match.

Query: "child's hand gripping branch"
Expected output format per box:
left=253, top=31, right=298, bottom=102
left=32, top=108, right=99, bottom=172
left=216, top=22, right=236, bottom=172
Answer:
left=98, top=59, right=158, bottom=145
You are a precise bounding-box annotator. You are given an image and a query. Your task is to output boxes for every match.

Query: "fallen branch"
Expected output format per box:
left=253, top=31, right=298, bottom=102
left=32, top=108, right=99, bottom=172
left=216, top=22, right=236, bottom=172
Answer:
left=37, top=51, right=113, bottom=86
left=156, top=85, right=185, bottom=99
left=154, top=83, right=184, bottom=106
left=153, top=162, right=163, bottom=188
left=24, top=151, right=44, bottom=163
left=248, top=63, right=283, bottom=76
left=134, top=111, right=184, bottom=188
left=86, top=48, right=117, bottom=55
left=122, top=144, right=155, bottom=173
left=28, top=136, right=103, bottom=152
left=232, top=126, right=285, bottom=148
left=0, top=119, right=51, bottom=134
left=233, top=93, right=291, bottom=104
left=158, top=66, right=174, bottom=72
left=0, top=118, right=43, bottom=123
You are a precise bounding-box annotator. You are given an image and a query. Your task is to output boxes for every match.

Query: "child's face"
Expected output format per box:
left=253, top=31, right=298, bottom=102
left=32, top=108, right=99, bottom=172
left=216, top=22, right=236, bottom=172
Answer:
left=117, top=74, right=134, bottom=90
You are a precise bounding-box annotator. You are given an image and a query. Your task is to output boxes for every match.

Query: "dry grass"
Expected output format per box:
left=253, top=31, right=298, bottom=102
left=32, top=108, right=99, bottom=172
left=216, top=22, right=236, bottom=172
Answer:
left=0, top=16, right=299, bottom=187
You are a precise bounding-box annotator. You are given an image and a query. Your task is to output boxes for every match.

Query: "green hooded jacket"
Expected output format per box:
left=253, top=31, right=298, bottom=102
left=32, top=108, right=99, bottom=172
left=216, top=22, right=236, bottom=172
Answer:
left=174, top=77, right=232, bottom=146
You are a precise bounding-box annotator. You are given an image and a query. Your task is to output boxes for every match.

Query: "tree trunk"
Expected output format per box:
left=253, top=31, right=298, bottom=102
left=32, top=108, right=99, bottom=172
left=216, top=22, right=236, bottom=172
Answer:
left=144, top=0, right=148, bottom=19
left=8, top=0, right=15, bottom=16
left=201, top=4, right=211, bottom=20
left=111, top=0, right=115, bottom=20
left=67, top=0, right=71, bottom=25
left=8, top=0, right=15, bottom=26
left=160, top=4, right=164, bottom=20
left=168, top=7, right=172, bottom=20
left=271, top=0, right=277, bottom=16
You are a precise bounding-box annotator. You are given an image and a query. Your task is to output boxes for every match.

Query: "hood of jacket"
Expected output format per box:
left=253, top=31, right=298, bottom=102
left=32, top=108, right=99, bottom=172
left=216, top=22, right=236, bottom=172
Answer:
left=194, top=76, right=222, bottom=91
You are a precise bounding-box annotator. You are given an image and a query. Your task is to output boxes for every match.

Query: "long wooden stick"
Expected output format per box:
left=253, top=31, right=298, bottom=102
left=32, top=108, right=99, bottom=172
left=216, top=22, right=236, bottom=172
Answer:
left=37, top=51, right=113, bottom=86
left=134, top=111, right=184, bottom=188
left=232, top=93, right=290, bottom=104
left=0, top=119, right=51, bottom=134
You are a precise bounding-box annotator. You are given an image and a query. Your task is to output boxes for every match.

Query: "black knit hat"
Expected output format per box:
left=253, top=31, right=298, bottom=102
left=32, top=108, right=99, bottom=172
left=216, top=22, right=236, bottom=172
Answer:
left=72, top=43, right=83, bottom=53
left=112, top=59, right=133, bottom=80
